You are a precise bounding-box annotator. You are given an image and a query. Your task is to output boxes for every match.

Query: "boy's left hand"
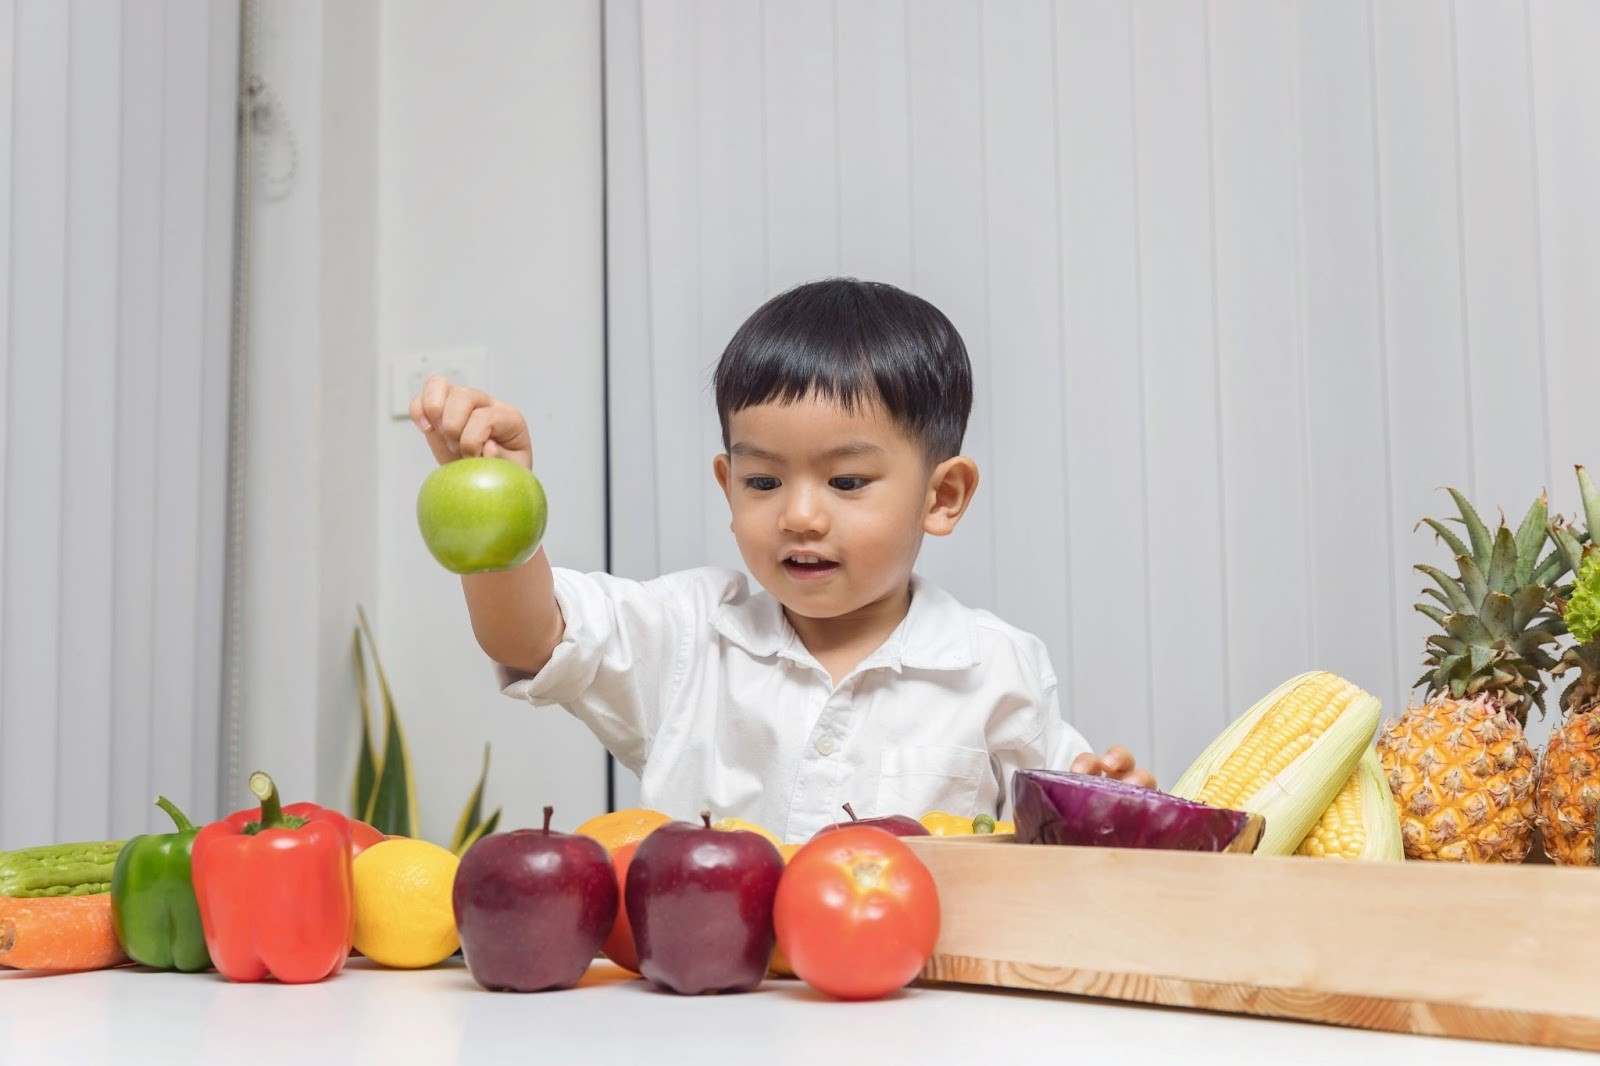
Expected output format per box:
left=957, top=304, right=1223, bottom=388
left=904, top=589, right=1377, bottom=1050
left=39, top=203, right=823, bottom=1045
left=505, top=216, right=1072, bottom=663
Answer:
left=1070, top=746, right=1157, bottom=790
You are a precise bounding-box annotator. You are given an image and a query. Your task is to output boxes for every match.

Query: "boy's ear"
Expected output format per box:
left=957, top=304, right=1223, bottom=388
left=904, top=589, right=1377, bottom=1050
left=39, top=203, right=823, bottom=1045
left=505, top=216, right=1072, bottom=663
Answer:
left=924, top=456, right=979, bottom=536
left=713, top=453, right=733, bottom=501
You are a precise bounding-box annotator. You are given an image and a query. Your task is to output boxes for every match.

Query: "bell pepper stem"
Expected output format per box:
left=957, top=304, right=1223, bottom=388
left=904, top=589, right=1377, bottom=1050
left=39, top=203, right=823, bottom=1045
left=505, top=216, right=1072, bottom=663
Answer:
left=243, top=771, right=307, bottom=834
left=154, top=795, right=196, bottom=834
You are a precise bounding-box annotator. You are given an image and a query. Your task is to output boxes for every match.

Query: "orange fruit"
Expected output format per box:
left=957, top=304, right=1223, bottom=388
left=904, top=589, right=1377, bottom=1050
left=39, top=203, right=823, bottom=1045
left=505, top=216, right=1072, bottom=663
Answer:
left=768, top=843, right=805, bottom=978
left=574, top=808, right=672, bottom=853
left=601, top=842, right=641, bottom=974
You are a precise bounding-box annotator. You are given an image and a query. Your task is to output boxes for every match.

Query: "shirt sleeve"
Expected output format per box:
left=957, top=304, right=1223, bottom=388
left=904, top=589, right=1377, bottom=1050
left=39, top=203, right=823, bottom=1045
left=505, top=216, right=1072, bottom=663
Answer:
left=991, top=677, right=1094, bottom=818
left=498, top=567, right=695, bottom=774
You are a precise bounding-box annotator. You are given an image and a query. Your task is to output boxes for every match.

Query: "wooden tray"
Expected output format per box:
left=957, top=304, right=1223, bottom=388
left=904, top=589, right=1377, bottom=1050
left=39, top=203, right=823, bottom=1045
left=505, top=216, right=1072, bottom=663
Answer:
left=903, top=834, right=1600, bottom=1051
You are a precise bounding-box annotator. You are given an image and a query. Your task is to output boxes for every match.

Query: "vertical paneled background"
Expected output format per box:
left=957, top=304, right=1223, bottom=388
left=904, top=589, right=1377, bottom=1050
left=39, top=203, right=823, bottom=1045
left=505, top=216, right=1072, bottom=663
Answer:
left=0, top=0, right=238, bottom=848
left=605, top=0, right=1600, bottom=797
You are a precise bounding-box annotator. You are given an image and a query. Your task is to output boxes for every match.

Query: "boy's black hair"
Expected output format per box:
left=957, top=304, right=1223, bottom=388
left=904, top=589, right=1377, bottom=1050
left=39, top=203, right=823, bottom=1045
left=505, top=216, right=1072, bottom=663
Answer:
left=713, top=278, right=973, bottom=461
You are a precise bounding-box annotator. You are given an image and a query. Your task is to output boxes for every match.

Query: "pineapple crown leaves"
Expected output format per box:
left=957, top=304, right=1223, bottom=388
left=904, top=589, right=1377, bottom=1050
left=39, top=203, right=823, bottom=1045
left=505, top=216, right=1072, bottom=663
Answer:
left=1413, top=488, right=1568, bottom=725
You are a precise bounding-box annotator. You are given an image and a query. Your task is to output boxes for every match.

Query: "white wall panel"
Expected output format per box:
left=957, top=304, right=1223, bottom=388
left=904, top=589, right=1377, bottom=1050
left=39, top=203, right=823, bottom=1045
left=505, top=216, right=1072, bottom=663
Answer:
left=1131, top=0, right=1231, bottom=779
left=1, top=0, right=237, bottom=847
left=606, top=0, right=1600, bottom=786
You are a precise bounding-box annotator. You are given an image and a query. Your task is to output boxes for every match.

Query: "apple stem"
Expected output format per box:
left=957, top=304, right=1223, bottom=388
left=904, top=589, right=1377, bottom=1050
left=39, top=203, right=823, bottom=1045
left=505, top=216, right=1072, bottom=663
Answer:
left=542, top=805, right=554, bottom=834
left=842, top=802, right=859, bottom=822
left=699, top=810, right=712, bottom=829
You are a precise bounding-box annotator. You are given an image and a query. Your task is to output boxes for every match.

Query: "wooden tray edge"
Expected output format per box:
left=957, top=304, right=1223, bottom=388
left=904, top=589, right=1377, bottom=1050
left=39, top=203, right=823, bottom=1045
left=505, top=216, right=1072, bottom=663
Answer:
left=917, top=954, right=1600, bottom=1052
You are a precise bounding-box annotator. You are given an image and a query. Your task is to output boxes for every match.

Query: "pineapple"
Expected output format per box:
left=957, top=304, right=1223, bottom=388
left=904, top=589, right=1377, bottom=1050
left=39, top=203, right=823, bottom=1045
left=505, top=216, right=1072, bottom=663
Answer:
left=1535, top=466, right=1600, bottom=865
left=1376, top=489, right=1568, bottom=863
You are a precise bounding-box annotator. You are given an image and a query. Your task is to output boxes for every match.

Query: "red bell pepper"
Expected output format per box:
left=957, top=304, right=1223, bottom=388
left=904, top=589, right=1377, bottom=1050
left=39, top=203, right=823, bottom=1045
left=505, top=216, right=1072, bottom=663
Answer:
left=192, top=771, right=354, bottom=983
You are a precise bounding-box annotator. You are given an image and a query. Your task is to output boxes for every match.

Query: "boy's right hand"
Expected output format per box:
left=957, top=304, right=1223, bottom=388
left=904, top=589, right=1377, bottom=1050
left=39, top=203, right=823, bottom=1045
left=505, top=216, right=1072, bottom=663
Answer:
left=410, top=375, right=533, bottom=469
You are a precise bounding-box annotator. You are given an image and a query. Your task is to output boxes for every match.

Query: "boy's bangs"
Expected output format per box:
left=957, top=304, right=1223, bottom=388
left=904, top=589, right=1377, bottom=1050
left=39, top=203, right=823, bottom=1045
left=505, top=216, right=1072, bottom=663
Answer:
left=713, top=279, right=971, bottom=460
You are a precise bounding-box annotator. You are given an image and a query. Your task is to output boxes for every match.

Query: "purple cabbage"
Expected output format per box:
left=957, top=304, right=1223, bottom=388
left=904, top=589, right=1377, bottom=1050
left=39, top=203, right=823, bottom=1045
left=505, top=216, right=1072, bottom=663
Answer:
left=1011, top=769, right=1263, bottom=853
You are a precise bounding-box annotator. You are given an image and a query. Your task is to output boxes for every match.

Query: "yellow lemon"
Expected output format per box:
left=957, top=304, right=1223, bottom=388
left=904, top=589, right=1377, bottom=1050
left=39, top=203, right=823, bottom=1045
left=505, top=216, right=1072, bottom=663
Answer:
left=352, top=838, right=461, bottom=969
left=711, top=817, right=782, bottom=848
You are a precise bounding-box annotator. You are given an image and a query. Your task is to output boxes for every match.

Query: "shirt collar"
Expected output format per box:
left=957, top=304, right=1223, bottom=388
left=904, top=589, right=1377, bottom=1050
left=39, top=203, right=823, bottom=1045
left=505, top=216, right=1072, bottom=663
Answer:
left=710, top=573, right=979, bottom=673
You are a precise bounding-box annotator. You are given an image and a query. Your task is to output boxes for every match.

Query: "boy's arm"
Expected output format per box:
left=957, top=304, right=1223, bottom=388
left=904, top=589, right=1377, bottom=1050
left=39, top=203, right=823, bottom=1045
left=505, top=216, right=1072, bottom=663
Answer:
left=461, top=549, right=565, bottom=675
left=412, top=375, right=564, bottom=673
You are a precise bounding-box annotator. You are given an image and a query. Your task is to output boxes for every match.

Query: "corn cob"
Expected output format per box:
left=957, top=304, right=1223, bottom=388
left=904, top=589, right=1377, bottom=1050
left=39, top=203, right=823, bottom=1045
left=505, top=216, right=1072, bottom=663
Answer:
left=1295, top=746, right=1404, bottom=860
left=1171, top=671, right=1381, bottom=856
left=0, top=840, right=126, bottom=898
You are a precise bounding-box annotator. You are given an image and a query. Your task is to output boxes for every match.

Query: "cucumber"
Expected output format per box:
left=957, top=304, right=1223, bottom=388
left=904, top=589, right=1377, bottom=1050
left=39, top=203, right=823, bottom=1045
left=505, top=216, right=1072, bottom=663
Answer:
left=0, top=840, right=126, bottom=898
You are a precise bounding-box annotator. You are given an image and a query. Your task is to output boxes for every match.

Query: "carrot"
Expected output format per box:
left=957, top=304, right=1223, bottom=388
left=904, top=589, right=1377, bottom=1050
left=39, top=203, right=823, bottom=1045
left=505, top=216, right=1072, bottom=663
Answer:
left=0, top=893, right=127, bottom=971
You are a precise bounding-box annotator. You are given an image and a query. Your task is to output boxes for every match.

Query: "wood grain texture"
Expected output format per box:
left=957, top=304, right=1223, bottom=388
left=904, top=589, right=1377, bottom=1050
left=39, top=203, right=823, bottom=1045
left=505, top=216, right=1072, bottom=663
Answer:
left=918, top=954, right=1600, bottom=1051
left=904, top=837, right=1600, bottom=1050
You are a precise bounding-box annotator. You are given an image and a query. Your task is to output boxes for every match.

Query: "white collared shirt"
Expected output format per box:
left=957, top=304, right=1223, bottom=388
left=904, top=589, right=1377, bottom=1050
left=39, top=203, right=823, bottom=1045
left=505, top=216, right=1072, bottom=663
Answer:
left=500, top=566, right=1092, bottom=843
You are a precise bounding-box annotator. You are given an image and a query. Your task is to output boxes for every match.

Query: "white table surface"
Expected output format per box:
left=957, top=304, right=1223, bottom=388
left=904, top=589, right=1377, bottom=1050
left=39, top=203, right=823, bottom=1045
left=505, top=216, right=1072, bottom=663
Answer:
left=0, top=958, right=1584, bottom=1066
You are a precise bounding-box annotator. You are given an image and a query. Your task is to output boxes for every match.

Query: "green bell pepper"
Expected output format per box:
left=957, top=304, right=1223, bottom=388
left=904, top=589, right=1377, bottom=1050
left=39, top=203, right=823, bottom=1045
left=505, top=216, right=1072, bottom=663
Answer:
left=110, top=796, right=212, bottom=972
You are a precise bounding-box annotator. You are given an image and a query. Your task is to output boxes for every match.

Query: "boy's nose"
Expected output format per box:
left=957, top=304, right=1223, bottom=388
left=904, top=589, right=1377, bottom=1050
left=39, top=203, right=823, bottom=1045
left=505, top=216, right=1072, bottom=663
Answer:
left=778, top=486, right=830, bottom=536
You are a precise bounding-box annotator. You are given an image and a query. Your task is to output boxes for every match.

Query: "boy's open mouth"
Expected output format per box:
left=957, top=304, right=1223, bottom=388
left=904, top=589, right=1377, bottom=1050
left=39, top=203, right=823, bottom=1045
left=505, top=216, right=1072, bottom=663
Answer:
left=782, top=552, right=840, bottom=580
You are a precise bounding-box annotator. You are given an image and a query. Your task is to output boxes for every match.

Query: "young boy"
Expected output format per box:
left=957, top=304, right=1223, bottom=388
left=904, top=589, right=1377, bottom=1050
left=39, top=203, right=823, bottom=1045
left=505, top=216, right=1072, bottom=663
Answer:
left=411, top=278, right=1154, bottom=842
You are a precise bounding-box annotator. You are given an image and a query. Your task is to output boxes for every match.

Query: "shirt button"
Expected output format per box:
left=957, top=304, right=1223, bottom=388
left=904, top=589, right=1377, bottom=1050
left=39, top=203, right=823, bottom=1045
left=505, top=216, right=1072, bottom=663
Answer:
left=815, top=735, right=836, bottom=756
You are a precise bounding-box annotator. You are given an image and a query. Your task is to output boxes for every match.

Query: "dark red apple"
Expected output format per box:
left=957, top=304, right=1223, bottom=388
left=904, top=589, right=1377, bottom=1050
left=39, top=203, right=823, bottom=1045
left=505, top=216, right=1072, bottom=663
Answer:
left=626, top=811, right=784, bottom=995
left=812, top=802, right=930, bottom=839
left=453, top=806, right=618, bottom=992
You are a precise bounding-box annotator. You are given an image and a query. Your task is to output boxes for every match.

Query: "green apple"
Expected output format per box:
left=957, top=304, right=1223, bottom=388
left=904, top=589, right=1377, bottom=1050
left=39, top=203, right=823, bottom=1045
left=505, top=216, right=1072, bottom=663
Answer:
left=416, top=457, right=548, bottom=574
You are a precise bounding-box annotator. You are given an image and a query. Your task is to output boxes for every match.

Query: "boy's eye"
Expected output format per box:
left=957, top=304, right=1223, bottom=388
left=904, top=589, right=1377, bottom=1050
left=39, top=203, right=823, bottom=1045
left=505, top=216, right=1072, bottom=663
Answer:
left=744, top=476, right=780, bottom=491
left=829, top=476, right=869, bottom=492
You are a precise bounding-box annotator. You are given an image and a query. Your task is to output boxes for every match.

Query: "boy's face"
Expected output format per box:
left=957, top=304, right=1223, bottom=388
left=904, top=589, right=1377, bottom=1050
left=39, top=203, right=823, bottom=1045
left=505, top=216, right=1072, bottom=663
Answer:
left=713, top=393, right=977, bottom=622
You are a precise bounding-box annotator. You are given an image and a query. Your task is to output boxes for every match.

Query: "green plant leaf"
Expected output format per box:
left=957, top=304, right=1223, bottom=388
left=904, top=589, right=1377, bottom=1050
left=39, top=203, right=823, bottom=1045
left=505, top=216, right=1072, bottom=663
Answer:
left=1535, top=537, right=1575, bottom=587
left=1511, top=493, right=1548, bottom=584
left=1414, top=602, right=1450, bottom=628
left=1485, top=526, right=1518, bottom=594
left=352, top=625, right=379, bottom=821
left=450, top=744, right=493, bottom=854
left=1579, top=465, right=1600, bottom=544
left=1446, top=487, right=1493, bottom=564
left=455, top=808, right=501, bottom=856
left=357, top=606, right=418, bottom=837
left=1416, top=565, right=1471, bottom=612
left=1457, top=553, right=1488, bottom=607
left=1419, top=518, right=1471, bottom=563
left=1548, top=523, right=1586, bottom=579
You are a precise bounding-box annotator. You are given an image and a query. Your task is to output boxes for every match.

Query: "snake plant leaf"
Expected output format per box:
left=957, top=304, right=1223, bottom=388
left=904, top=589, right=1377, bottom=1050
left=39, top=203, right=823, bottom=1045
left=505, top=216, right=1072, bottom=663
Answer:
left=450, top=744, right=494, bottom=854
left=1446, top=487, right=1493, bottom=564
left=357, top=606, right=418, bottom=837
left=455, top=807, right=502, bottom=856
left=352, top=626, right=380, bottom=822
left=1512, top=493, right=1548, bottom=584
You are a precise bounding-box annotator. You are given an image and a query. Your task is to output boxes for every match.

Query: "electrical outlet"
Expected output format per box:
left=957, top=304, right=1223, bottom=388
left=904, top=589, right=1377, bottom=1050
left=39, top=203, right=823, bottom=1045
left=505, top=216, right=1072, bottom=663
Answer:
left=389, top=347, right=489, bottom=419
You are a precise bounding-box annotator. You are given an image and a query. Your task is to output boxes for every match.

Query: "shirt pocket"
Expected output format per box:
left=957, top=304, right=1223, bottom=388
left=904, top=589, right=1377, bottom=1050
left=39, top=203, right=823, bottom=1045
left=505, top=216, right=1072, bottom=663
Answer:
left=875, top=745, right=990, bottom=818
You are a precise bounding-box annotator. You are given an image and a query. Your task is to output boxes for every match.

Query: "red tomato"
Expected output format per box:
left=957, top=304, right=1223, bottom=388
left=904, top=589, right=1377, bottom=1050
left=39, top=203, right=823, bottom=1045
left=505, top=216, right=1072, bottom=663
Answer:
left=774, top=825, right=940, bottom=1000
left=347, top=819, right=387, bottom=859
left=601, top=841, right=641, bottom=973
